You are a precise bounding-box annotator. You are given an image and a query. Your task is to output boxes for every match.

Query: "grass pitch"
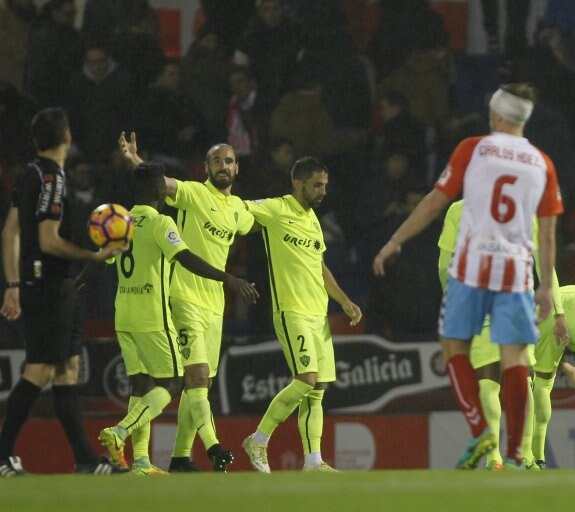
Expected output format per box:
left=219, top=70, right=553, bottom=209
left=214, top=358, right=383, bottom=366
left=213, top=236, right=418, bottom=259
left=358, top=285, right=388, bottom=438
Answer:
left=3, top=470, right=575, bottom=512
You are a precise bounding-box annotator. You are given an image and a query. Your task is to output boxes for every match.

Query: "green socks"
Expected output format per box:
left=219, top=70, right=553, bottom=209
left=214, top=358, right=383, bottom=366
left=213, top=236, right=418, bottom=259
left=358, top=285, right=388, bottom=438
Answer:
left=532, top=375, right=555, bottom=461
left=520, top=377, right=535, bottom=462
left=128, top=396, right=151, bottom=460
left=184, top=387, right=218, bottom=450
left=118, top=386, right=171, bottom=438
left=298, top=389, right=324, bottom=454
left=478, top=379, right=502, bottom=464
left=259, top=379, right=314, bottom=437
left=171, top=390, right=198, bottom=457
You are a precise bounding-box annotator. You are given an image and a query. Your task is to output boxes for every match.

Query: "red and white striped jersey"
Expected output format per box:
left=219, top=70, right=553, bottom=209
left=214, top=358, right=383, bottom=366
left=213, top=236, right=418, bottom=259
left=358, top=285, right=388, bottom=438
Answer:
left=435, top=132, right=564, bottom=292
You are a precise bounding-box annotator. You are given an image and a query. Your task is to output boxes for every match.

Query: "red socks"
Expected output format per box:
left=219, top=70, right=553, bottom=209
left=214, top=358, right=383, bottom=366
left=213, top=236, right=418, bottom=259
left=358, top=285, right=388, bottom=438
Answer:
left=446, top=354, right=488, bottom=437
left=501, top=365, right=529, bottom=464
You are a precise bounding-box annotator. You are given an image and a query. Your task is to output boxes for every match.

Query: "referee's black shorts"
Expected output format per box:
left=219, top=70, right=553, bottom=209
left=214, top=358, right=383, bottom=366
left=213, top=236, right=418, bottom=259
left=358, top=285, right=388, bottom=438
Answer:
left=21, top=278, right=83, bottom=364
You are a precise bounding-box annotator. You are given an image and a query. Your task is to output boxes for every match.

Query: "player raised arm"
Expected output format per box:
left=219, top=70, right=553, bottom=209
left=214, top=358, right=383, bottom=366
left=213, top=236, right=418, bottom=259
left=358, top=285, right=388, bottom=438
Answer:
left=118, top=131, right=179, bottom=199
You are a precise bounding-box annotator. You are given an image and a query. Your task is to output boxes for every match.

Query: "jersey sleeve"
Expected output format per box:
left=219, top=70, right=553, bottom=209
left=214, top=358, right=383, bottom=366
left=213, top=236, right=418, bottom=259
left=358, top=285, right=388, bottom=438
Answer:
left=245, top=198, right=283, bottom=227
left=537, top=153, right=564, bottom=217
left=238, top=199, right=255, bottom=235
left=435, top=137, right=483, bottom=199
left=165, top=180, right=196, bottom=209
left=154, top=215, right=189, bottom=261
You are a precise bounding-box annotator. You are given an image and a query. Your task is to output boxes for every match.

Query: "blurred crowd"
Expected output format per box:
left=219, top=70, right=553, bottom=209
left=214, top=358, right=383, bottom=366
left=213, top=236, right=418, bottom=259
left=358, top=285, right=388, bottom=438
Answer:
left=1, top=0, right=575, bottom=342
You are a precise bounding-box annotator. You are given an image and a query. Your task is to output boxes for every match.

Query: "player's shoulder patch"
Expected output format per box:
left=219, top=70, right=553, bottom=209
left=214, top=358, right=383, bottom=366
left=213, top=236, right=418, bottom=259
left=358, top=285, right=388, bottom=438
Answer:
left=166, top=229, right=182, bottom=245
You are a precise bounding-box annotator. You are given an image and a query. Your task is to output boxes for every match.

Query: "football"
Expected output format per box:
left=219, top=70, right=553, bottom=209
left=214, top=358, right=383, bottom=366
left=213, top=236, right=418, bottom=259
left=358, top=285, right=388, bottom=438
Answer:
left=87, top=203, right=134, bottom=248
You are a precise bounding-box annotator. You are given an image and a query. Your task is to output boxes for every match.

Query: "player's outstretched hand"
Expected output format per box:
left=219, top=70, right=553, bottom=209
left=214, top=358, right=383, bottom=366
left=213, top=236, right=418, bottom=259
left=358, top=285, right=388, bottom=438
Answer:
left=119, top=131, right=143, bottom=167
left=372, top=239, right=401, bottom=276
left=342, top=300, right=362, bottom=327
left=552, top=314, right=570, bottom=348
left=226, top=276, right=259, bottom=304
left=0, top=288, right=21, bottom=321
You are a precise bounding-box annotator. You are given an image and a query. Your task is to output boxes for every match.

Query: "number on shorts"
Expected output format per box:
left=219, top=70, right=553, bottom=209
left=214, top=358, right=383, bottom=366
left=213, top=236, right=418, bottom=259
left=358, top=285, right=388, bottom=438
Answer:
left=491, top=175, right=518, bottom=223
left=298, top=334, right=307, bottom=352
left=179, top=328, right=189, bottom=346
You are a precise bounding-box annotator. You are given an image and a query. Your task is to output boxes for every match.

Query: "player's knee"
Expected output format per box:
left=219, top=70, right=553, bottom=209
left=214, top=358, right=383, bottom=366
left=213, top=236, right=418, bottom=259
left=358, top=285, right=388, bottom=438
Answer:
left=296, top=372, right=317, bottom=387
left=155, top=377, right=183, bottom=399
left=23, top=363, right=55, bottom=388
left=130, top=373, right=155, bottom=395
left=184, top=363, right=209, bottom=388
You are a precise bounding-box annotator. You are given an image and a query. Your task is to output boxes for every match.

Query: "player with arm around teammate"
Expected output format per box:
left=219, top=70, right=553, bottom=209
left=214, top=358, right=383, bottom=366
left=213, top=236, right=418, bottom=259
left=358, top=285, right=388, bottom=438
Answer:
left=76, top=162, right=258, bottom=474
left=119, top=133, right=259, bottom=472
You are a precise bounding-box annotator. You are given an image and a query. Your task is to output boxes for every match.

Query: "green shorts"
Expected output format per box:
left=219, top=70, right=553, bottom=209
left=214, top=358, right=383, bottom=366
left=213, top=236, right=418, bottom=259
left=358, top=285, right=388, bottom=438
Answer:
left=470, top=319, right=536, bottom=370
left=170, top=298, right=223, bottom=377
left=272, top=311, right=335, bottom=382
left=533, top=314, right=575, bottom=373
left=117, top=330, right=183, bottom=378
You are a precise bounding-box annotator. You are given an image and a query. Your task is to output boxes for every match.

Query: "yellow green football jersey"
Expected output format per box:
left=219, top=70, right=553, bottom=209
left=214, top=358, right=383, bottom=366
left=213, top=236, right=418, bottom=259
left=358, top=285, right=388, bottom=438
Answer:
left=114, top=205, right=188, bottom=332
left=166, top=180, right=254, bottom=314
left=246, top=195, right=328, bottom=316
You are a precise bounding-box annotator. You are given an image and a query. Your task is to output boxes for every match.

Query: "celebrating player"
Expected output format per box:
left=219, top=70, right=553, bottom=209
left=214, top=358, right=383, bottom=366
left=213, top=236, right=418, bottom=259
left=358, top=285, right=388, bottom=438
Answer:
left=119, top=132, right=258, bottom=472
left=242, top=157, right=362, bottom=472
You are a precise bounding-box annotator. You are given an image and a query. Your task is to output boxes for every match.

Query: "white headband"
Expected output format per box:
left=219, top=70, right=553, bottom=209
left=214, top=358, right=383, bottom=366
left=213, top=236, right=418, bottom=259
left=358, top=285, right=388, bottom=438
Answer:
left=489, top=89, right=534, bottom=124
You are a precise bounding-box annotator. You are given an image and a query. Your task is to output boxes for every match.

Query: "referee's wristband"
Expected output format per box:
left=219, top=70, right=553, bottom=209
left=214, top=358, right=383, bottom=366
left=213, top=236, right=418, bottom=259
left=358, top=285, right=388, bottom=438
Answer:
left=6, top=282, right=20, bottom=288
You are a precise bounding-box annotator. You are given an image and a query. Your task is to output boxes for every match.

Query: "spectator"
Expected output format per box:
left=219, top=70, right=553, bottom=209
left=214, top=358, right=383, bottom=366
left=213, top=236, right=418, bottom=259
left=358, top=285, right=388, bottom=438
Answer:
left=299, top=6, right=372, bottom=140
left=110, top=0, right=165, bottom=101
left=270, top=65, right=335, bottom=160
left=226, top=66, right=270, bottom=165
left=135, top=59, right=206, bottom=176
left=24, top=0, right=82, bottom=108
left=480, top=0, right=530, bottom=56
left=67, top=44, right=133, bottom=162
left=368, top=0, right=449, bottom=80
left=81, top=0, right=123, bottom=48
left=363, top=183, right=442, bottom=340
left=371, top=90, right=427, bottom=178
left=377, top=42, right=452, bottom=134
left=181, top=25, right=231, bottom=142
left=233, top=0, right=303, bottom=111
left=0, top=0, right=36, bottom=91
left=355, top=151, right=419, bottom=273
left=0, top=81, right=37, bottom=169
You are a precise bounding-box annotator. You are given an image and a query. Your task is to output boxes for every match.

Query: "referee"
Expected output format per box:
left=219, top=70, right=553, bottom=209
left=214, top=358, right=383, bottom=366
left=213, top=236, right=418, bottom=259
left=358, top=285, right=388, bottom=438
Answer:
left=0, top=107, right=127, bottom=476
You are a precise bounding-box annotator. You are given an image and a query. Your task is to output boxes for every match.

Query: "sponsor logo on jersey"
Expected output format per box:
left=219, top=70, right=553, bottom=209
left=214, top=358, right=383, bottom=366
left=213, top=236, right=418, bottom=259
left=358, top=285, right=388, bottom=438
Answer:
left=204, top=220, right=233, bottom=241
left=118, top=283, right=154, bottom=294
left=283, top=234, right=322, bottom=252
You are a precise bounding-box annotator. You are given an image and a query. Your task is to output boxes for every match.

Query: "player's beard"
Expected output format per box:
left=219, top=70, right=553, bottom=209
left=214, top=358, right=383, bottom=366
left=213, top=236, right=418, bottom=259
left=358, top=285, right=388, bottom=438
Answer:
left=210, top=171, right=235, bottom=190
